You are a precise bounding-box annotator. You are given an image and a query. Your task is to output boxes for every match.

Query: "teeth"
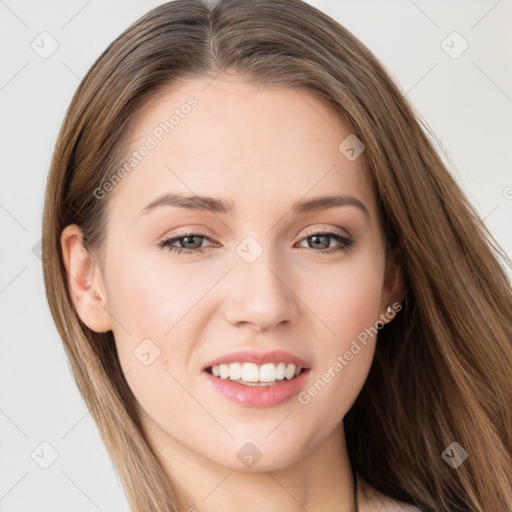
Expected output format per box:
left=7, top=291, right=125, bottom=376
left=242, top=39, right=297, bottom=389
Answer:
left=276, top=362, right=286, bottom=380
left=219, top=364, right=230, bottom=380
left=229, top=362, right=242, bottom=380
left=241, top=362, right=259, bottom=382
left=260, top=363, right=276, bottom=382
left=210, top=362, right=304, bottom=383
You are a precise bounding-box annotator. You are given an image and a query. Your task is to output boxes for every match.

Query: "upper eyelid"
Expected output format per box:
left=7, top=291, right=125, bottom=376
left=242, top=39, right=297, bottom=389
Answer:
left=301, top=227, right=351, bottom=238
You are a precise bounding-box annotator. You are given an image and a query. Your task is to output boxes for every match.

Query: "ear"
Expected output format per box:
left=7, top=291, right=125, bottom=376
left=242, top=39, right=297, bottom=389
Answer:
left=379, top=245, right=406, bottom=325
left=61, top=224, right=113, bottom=333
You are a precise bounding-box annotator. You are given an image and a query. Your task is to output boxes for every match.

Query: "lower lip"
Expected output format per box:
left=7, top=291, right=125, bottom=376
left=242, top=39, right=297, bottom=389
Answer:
left=203, top=369, right=310, bottom=408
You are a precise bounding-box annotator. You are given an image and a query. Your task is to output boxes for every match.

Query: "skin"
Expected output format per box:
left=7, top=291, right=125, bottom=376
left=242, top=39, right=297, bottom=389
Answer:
left=62, top=73, right=403, bottom=512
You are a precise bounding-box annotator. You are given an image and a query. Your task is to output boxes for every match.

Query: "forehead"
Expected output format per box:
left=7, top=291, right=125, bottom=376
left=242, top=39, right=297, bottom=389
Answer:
left=107, top=73, right=377, bottom=222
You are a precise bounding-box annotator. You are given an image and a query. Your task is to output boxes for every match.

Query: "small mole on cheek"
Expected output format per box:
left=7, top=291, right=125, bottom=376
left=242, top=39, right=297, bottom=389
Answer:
left=162, top=360, right=169, bottom=366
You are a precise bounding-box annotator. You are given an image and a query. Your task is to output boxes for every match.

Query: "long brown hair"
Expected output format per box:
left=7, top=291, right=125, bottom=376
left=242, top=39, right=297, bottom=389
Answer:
left=41, top=0, right=512, bottom=510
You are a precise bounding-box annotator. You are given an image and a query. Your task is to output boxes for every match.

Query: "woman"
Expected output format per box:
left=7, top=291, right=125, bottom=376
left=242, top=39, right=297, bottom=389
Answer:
left=41, top=0, right=512, bottom=511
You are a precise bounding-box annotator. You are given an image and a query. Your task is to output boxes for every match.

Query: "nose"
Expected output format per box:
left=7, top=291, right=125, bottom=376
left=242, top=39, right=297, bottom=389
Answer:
left=223, top=252, right=300, bottom=332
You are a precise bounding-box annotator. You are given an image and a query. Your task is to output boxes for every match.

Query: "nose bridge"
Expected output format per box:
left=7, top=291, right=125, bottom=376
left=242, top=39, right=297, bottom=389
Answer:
left=223, top=234, right=300, bottom=330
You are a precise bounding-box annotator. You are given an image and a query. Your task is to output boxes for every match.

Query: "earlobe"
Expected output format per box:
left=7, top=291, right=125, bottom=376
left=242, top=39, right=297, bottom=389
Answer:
left=379, top=247, right=406, bottom=325
left=60, top=224, right=113, bottom=333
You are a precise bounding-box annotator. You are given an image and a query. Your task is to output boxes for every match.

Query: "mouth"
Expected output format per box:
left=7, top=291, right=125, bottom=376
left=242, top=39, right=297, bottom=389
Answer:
left=201, top=349, right=312, bottom=407
left=202, top=362, right=311, bottom=408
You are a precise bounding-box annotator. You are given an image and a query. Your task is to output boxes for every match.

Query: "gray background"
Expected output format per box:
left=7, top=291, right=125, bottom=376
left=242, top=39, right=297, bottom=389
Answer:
left=1, top=0, right=511, bottom=510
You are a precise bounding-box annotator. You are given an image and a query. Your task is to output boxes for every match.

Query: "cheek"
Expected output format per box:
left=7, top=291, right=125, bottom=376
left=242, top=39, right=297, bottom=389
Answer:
left=104, top=248, right=214, bottom=344
left=105, top=254, right=203, bottom=437
left=298, top=254, right=384, bottom=409
left=305, top=252, right=385, bottom=345
left=103, top=245, right=221, bottom=386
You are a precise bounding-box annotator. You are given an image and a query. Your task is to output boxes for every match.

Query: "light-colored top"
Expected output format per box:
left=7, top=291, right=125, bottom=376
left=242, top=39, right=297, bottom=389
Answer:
left=357, top=473, right=423, bottom=512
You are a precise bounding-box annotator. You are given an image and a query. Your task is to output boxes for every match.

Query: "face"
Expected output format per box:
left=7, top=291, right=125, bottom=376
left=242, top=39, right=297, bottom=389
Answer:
left=64, top=73, right=400, bottom=473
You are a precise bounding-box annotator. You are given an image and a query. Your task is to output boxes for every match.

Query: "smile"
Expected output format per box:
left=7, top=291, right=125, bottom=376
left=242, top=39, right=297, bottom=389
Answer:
left=203, top=364, right=311, bottom=408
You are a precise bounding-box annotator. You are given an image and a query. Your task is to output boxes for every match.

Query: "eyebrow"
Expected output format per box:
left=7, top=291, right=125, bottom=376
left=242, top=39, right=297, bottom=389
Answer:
left=139, top=192, right=370, bottom=218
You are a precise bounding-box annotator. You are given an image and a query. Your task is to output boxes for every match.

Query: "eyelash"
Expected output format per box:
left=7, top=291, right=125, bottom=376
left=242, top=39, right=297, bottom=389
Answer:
left=157, top=228, right=354, bottom=256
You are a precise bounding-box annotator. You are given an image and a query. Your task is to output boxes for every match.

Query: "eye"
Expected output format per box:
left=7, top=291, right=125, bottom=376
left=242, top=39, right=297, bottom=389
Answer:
left=157, top=230, right=215, bottom=256
left=157, top=228, right=354, bottom=256
left=296, top=228, right=354, bottom=254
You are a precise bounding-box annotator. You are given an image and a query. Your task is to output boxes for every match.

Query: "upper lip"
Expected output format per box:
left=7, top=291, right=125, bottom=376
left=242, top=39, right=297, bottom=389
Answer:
left=202, top=349, right=311, bottom=370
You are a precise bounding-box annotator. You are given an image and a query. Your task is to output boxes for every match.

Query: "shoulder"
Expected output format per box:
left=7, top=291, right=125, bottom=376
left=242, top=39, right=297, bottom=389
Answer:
left=357, top=473, right=423, bottom=512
